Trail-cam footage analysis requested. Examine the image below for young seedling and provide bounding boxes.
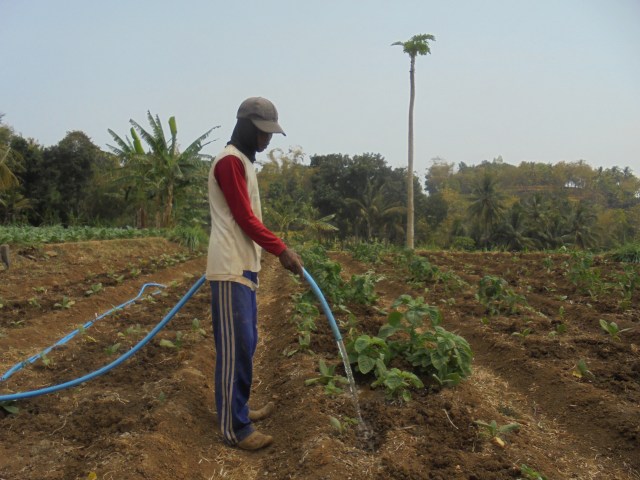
[28,297,41,308]
[520,464,548,480]
[572,359,594,379]
[304,359,348,396]
[159,331,184,350]
[85,283,103,296]
[0,401,19,415]
[40,353,53,367]
[191,318,207,336]
[328,415,358,435]
[54,296,75,309]
[599,319,631,341]
[104,342,122,355]
[512,327,532,341]
[474,419,520,448]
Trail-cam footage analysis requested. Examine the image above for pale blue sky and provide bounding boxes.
[1,0,639,176]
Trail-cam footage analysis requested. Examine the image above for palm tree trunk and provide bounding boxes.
[406,55,416,249]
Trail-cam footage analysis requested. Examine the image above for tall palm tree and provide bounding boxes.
[467,173,505,247]
[393,33,435,249]
[0,146,19,192]
[109,113,218,228]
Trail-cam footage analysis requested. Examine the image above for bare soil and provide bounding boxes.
[0,239,638,479]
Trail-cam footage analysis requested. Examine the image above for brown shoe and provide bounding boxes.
[248,401,275,422]
[237,431,273,450]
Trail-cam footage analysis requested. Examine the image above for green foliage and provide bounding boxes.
[85,283,103,296]
[519,464,548,480]
[0,225,164,245]
[344,271,380,305]
[348,334,391,374]
[109,112,217,228]
[191,318,207,336]
[54,296,75,309]
[300,244,347,305]
[371,359,424,401]
[167,224,208,251]
[380,295,472,387]
[104,342,121,355]
[566,251,605,298]
[609,243,640,263]
[304,359,348,396]
[599,319,631,341]
[572,359,595,379]
[159,331,184,350]
[328,415,359,435]
[0,401,19,415]
[474,419,520,441]
[347,240,387,264]
[476,275,526,315]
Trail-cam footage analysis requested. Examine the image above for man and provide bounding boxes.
[206,97,303,450]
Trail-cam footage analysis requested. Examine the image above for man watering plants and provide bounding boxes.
[206,97,304,450]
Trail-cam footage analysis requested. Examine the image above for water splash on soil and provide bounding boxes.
[336,339,374,449]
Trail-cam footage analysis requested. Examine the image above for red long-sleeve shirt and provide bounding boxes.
[213,155,287,256]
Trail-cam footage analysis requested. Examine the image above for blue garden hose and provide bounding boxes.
[303,268,342,342]
[0,275,206,402]
[1,270,341,403]
[1,282,166,382]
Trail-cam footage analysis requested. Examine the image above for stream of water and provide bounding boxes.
[336,339,374,447]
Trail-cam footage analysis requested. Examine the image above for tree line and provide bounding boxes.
[1,114,639,251]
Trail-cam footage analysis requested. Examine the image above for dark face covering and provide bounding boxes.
[228,118,260,163]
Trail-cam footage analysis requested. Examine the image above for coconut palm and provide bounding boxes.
[345,178,405,241]
[0,146,19,193]
[393,33,435,249]
[467,173,505,247]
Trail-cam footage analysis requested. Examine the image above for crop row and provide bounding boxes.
[0,225,166,245]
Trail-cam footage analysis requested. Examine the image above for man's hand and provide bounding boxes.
[278,248,304,278]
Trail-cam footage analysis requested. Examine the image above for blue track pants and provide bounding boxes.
[210,272,258,445]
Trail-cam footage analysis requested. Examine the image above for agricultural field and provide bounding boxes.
[0,238,638,480]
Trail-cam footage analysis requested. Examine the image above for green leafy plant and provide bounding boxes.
[40,353,53,367]
[304,359,348,396]
[328,415,359,435]
[476,275,526,315]
[0,401,19,415]
[191,318,207,336]
[599,319,630,341]
[347,240,386,264]
[609,243,640,263]
[512,327,532,341]
[348,334,391,374]
[519,464,548,480]
[28,297,41,308]
[572,359,594,379]
[85,283,103,296]
[474,419,520,447]
[370,359,424,401]
[54,296,75,309]
[378,296,472,387]
[567,251,605,299]
[613,265,639,310]
[344,271,381,305]
[118,324,143,337]
[159,331,184,349]
[104,342,122,355]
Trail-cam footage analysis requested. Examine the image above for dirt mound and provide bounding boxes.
[1,240,638,479]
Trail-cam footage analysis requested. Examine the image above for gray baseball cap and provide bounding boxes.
[236,97,286,135]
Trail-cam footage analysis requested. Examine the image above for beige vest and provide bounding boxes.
[206,145,262,289]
